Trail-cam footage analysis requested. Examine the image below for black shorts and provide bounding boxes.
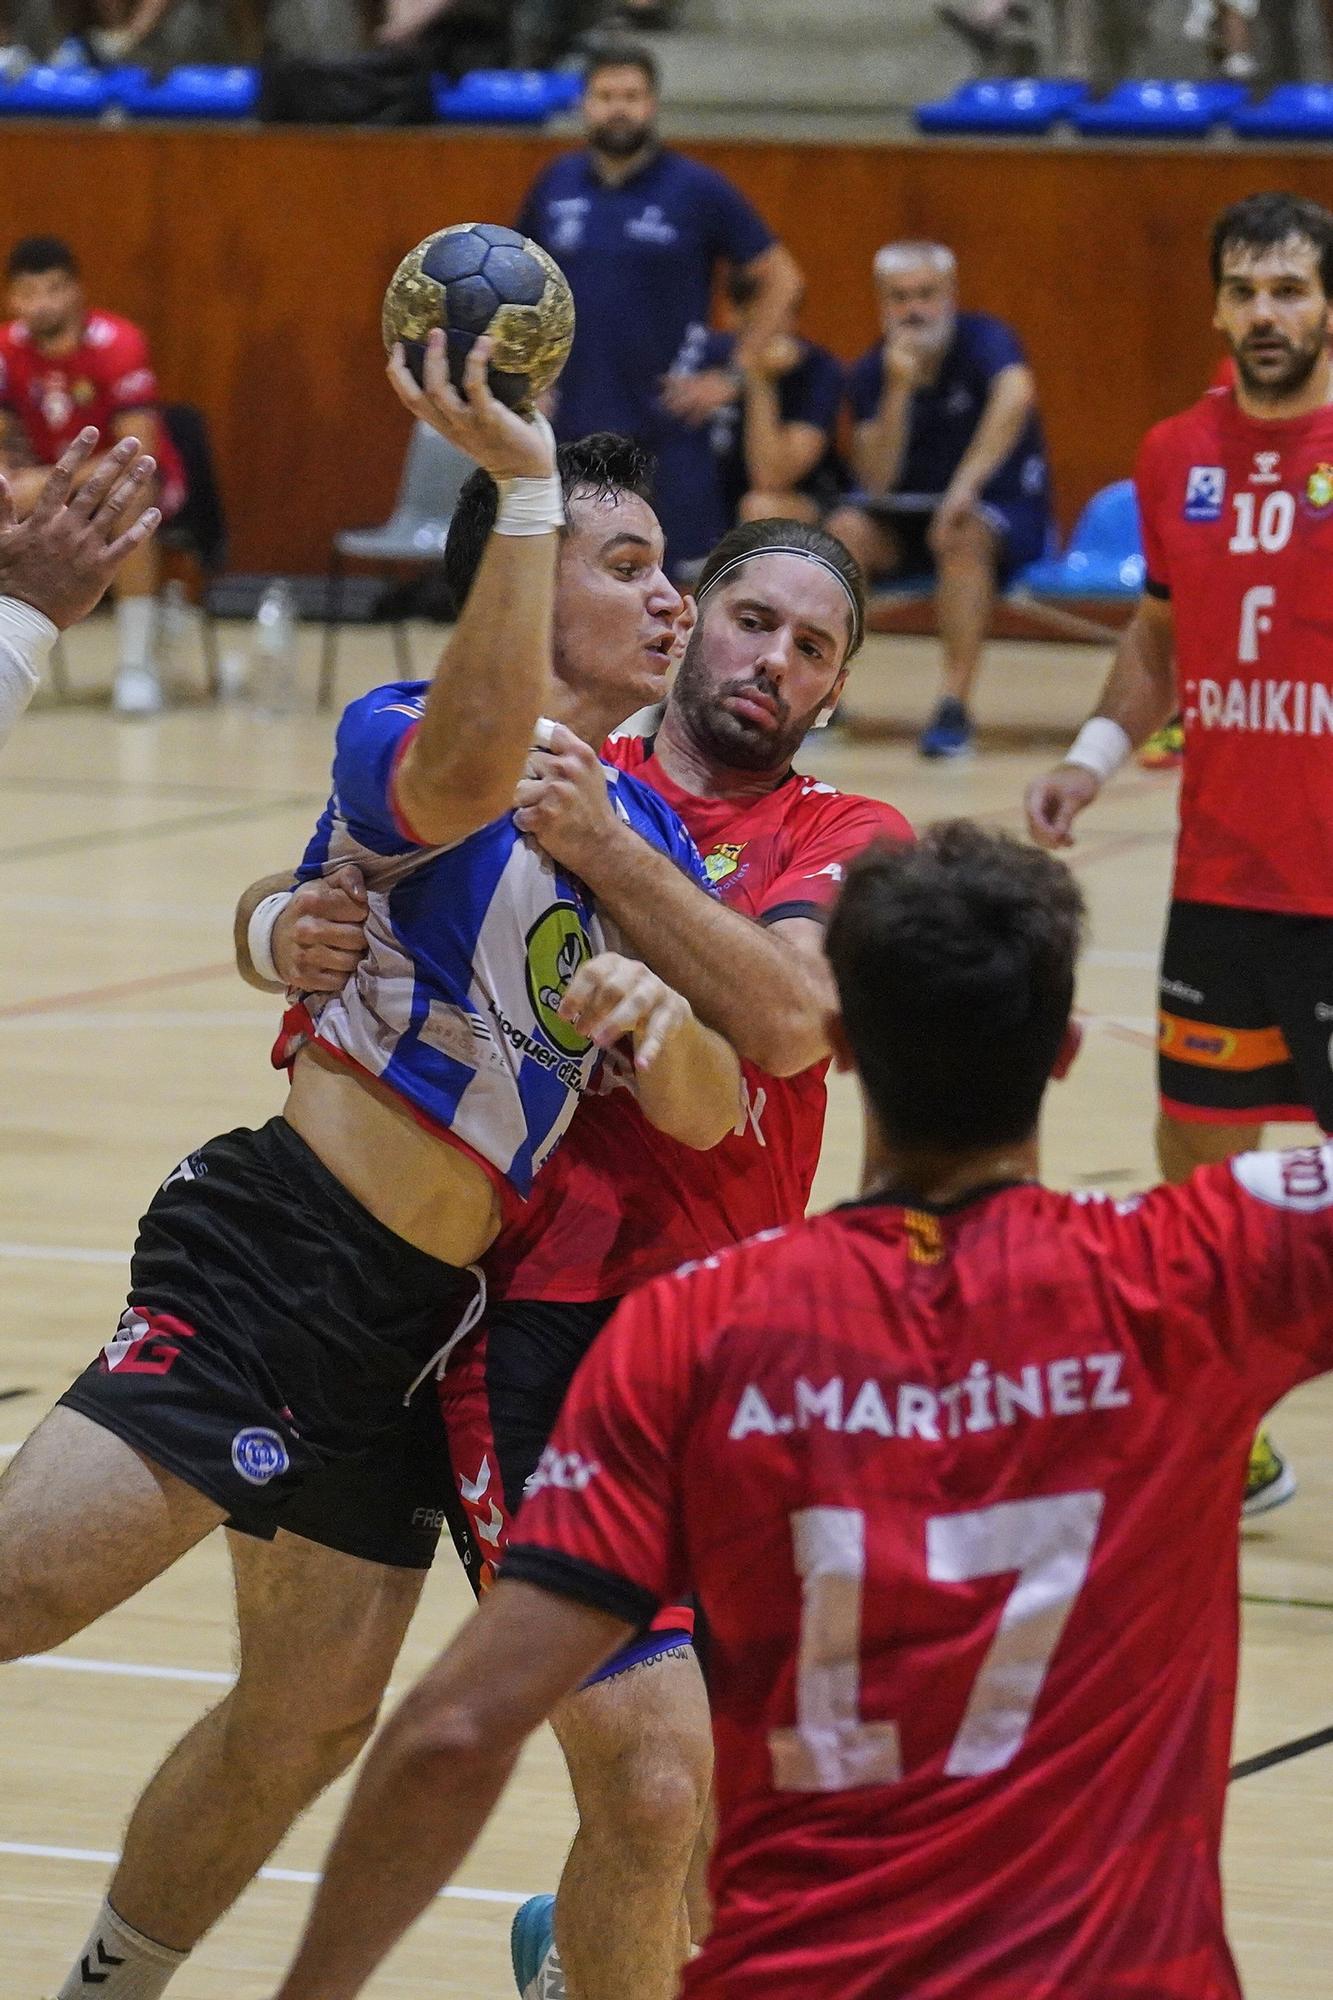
[438,1297,694,1676]
[1159,900,1333,1130]
[867,495,1049,587]
[61,1117,481,1566]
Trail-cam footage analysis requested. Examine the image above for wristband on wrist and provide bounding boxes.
[494,473,565,536]
[1064,716,1132,786]
[0,594,58,664]
[247,890,293,987]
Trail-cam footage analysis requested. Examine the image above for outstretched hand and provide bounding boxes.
[0,429,161,630]
[386,332,557,482]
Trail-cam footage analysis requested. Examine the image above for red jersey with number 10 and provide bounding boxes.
[1135,387,1333,915]
[509,1144,1333,1998]
[484,741,911,1301]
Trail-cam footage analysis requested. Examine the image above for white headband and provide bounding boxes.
[695,546,863,655]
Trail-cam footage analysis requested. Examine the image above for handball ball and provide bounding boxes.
[382,223,575,412]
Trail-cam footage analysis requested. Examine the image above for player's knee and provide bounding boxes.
[937,515,997,568]
[825,506,876,569]
[584,1728,711,1867]
[225,1677,384,1784]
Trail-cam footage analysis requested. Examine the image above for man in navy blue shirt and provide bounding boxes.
[829,241,1050,758]
[517,40,801,573]
[696,270,845,529]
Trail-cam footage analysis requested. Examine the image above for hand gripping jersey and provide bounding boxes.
[0,311,186,514]
[280,684,712,1197]
[484,742,911,1297]
[509,1144,1333,1998]
[1136,386,1333,916]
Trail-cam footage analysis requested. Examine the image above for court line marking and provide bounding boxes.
[1231,1722,1333,1783]
[15,1654,233,1687]
[0,794,318,866]
[0,1842,525,1907]
[0,961,237,1021]
[1241,1591,1333,1614]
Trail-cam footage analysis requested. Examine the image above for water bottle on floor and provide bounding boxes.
[253,579,300,715]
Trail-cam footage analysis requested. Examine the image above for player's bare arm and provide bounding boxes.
[932,363,1036,538]
[560,952,743,1148]
[385,331,560,848]
[1026,594,1176,849]
[515,724,832,1075]
[234,868,369,995]
[274,1583,627,2000]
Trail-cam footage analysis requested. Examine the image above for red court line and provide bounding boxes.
[0,961,239,1022]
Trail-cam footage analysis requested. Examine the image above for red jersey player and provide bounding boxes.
[269,819,1333,2000]
[1028,190,1333,1518]
[0,235,186,715]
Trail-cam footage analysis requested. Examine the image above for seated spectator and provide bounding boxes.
[0,235,187,715]
[695,272,844,528]
[827,240,1049,759]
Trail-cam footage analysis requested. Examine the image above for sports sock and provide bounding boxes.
[114,597,158,674]
[56,1900,187,2000]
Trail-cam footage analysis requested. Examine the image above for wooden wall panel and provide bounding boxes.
[6,124,1333,572]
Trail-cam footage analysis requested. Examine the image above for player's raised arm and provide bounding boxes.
[385,331,563,848]
[1025,592,1176,849]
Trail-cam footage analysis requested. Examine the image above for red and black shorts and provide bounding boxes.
[60,1117,480,1568]
[439,1297,695,1683]
[1159,900,1333,1130]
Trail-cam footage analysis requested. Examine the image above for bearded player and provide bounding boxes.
[1029,189,1333,1518]
[269,819,1333,2000]
[245,505,910,2000]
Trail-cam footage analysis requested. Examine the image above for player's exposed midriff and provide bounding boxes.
[284,1046,503,1267]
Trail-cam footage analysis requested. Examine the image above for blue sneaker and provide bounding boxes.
[511,1894,564,1998]
[917,698,974,759]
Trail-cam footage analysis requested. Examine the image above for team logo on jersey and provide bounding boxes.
[526,902,593,1056]
[230,1427,290,1486]
[904,1209,944,1265]
[1306,463,1333,513]
[704,842,746,885]
[1183,465,1225,520]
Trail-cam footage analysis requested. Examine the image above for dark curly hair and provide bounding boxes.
[442,432,656,617]
[825,820,1086,1149]
[1211,192,1333,297]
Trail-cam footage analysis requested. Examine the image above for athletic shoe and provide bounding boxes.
[112,665,164,716]
[917,698,974,759]
[511,1895,565,1999]
[1243,1430,1298,1518]
[1138,718,1183,769]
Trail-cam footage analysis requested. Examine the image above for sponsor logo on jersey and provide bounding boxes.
[1250,450,1282,485]
[1185,676,1333,736]
[230,1426,290,1486]
[1183,465,1226,520]
[526,1443,602,1494]
[704,841,746,885]
[525,902,593,1057]
[728,1353,1133,1444]
[1306,463,1333,514]
[1232,1143,1333,1213]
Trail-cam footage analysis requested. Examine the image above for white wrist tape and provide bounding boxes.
[1064,716,1131,786]
[494,409,563,536]
[247,890,293,987]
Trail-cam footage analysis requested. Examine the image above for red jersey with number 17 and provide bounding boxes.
[509,1143,1333,1998]
[1135,387,1333,915]
[483,742,911,1301]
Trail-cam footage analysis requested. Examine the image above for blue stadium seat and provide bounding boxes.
[0,64,112,116]
[120,66,258,120]
[915,78,1087,135]
[434,69,579,125]
[1072,78,1246,138]
[1015,481,1144,597]
[1231,83,1333,139]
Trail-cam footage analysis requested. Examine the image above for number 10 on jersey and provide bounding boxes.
[769,1493,1105,1793]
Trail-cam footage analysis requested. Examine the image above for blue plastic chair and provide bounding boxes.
[1231,83,1333,139]
[434,68,578,125]
[915,77,1087,136]
[1073,78,1246,138]
[0,65,112,115]
[120,66,258,120]
[1015,481,1144,597]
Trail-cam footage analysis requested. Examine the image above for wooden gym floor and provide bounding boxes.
[1,617,1329,1998]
